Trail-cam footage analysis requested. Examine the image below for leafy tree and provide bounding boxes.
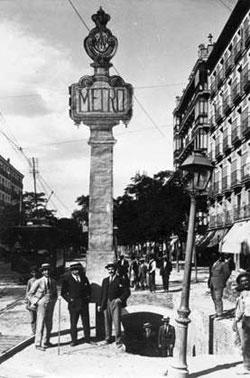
[21,191,57,225]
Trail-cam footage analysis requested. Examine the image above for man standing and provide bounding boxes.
[28,263,58,351]
[25,266,39,335]
[158,316,176,357]
[148,254,156,292]
[98,262,130,348]
[61,262,92,346]
[160,256,172,292]
[208,253,231,318]
[117,254,129,280]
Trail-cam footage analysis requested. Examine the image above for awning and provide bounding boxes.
[220,221,250,255]
[196,231,215,247]
[207,228,228,248]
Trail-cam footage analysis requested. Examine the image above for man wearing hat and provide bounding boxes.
[158,316,175,357]
[25,266,39,335]
[61,262,92,346]
[28,263,58,351]
[159,256,173,292]
[98,261,130,348]
[141,322,158,357]
[233,271,250,374]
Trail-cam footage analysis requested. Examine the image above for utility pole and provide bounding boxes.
[30,157,39,212]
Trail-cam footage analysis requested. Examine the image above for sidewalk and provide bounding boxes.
[0,264,244,377]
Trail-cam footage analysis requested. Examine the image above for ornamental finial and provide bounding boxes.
[84,8,118,68]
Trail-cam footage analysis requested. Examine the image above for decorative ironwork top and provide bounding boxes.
[84,7,118,68]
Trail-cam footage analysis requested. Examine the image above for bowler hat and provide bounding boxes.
[105,261,117,269]
[39,263,52,272]
[70,262,81,270]
[236,271,250,285]
[162,316,170,322]
[143,322,152,329]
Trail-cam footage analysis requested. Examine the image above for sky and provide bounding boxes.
[0,0,237,218]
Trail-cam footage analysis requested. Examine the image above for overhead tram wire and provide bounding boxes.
[216,0,234,12]
[66,0,167,138]
[0,112,70,216]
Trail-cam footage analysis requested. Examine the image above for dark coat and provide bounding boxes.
[99,275,130,311]
[158,324,175,347]
[160,261,172,277]
[61,273,91,305]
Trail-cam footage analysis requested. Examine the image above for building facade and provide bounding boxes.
[206,0,250,269]
[0,155,23,209]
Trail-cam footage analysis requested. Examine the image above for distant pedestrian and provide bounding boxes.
[148,254,156,292]
[139,258,148,290]
[141,322,158,357]
[61,262,92,346]
[28,263,57,351]
[233,271,250,374]
[117,254,129,281]
[160,256,172,292]
[129,256,140,289]
[25,266,39,335]
[158,316,175,357]
[98,262,130,348]
[208,253,231,318]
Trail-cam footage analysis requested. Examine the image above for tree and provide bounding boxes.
[21,191,57,225]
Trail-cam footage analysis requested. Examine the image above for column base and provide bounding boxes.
[86,249,116,303]
[167,365,189,378]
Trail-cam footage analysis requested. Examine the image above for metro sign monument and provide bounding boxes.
[69,8,133,309]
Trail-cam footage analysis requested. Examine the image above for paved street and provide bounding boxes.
[0,260,245,377]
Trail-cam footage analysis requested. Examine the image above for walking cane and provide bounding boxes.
[58,295,61,355]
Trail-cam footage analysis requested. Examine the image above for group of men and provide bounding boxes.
[118,254,173,293]
[25,260,131,351]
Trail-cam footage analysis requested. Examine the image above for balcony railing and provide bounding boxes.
[243,68,250,93]
[242,115,250,136]
[210,81,216,98]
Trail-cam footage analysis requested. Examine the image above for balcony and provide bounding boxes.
[233,39,242,63]
[244,27,250,48]
[232,81,242,105]
[231,169,242,189]
[210,81,216,98]
[222,175,231,193]
[223,135,231,153]
[224,210,233,226]
[231,126,241,145]
[242,164,250,185]
[243,69,250,93]
[217,68,224,89]
[225,55,233,76]
[242,115,250,137]
[215,106,223,125]
[215,143,223,160]
[222,95,232,116]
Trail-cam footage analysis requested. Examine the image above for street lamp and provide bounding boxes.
[170,151,213,378]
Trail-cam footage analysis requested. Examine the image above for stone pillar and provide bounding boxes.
[86,124,118,301]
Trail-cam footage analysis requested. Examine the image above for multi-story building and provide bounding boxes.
[0,155,23,209]
[206,0,250,269]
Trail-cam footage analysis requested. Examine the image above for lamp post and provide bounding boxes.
[170,151,213,378]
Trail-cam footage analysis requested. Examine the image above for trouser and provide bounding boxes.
[35,295,56,347]
[69,302,90,342]
[104,299,122,344]
[149,272,156,292]
[160,344,174,357]
[28,309,37,335]
[162,275,170,291]
[238,317,250,371]
[210,286,223,315]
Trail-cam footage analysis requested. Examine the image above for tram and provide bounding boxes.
[7,223,66,279]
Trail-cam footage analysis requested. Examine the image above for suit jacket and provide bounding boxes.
[160,261,172,276]
[28,276,57,305]
[158,324,175,346]
[99,275,130,310]
[209,260,229,289]
[61,272,91,304]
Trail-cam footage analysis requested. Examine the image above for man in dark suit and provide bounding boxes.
[98,261,130,348]
[158,316,175,357]
[117,254,129,280]
[160,256,173,292]
[61,262,92,346]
